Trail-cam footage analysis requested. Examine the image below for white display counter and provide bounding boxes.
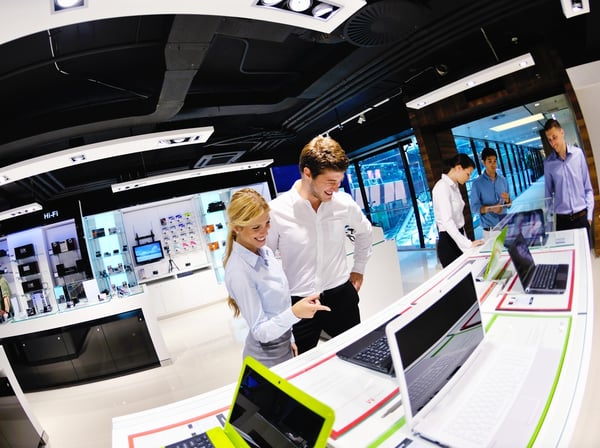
[112,228,592,448]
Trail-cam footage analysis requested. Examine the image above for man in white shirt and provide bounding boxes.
[267,136,373,353]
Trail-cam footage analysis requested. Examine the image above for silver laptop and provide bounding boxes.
[385,267,569,448]
[507,232,569,294]
[479,208,547,253]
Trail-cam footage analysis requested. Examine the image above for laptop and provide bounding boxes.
[164,356,335,448]
[336,316,398,375]
[502,208,547,247]
[506,232,569,294]
[479,208,547,253]
[385,267,569,448]
[475,227,507,281]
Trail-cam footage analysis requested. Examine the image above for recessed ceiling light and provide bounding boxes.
[288,0,313,12]
[490,113,545,132]
[0,202,43,222]
[312,3,334,17]
[52,0,86,12]
[515,136,542,145]
[70,154,86,163]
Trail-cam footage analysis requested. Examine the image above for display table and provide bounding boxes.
[0,288,170,392]
[112,228,592,448]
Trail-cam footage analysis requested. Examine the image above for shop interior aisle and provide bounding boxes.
[24,180,600,448]
[22,249,436,448]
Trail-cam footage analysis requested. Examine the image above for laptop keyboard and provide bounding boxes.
[352,335,392,373]
[444,349,532,445]
[530,264,558,289]
[165,432,215,448]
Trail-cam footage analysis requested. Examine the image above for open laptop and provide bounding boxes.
[506,232,569,294]
[336,316,398,375]
[475,227,507,281]
[165,356,335,448]
[479,208,547,253]
[502,208,547,247]
[385,266,569,448]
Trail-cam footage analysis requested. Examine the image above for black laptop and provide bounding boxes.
[507,232,569,294]
[336,316,398,375]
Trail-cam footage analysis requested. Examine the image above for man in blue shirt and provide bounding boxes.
[543,119,594,239]
[470,147,511,237]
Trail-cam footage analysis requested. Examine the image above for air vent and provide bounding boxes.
[343,0,426,48]
[193,151,245,168]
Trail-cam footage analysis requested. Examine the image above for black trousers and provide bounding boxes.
[556,211,590,245]
[291,280,360,354]
[437,229,463,268]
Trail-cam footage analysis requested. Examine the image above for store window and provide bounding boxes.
[347,137,435,250]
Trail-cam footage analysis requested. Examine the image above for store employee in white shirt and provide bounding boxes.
[224,188,330,367]
[433,153,484,267]
[267,136,373,354]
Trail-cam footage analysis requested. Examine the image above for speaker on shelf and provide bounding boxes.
[22,278,42,293]
[76,259,92,277]
[51,242,61,255]
[66,238,76,251]
[56,263,66,277]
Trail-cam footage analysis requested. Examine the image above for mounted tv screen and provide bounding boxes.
[132,241,164,265]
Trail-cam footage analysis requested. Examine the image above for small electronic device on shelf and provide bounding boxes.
[132,240,165,265]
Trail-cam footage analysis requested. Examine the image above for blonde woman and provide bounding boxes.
[224,188,330,367]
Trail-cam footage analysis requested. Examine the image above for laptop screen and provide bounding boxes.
[507,233,536,284]
[228,363,327,447]
[389,271,483,419]
[502,209,545,246]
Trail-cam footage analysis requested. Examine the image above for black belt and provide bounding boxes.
[482,227,493,231]
[556,209,587,221]
[439,227,465,236]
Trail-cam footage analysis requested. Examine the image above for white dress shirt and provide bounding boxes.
[224,241,299,343]
[433,174,472,251]
[267,180,373,296]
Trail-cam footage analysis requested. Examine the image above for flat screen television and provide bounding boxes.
[132,240,164,265]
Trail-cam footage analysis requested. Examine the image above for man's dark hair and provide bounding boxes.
[543,118,562,132]
[481,147,497,161]
[299,136,349,177]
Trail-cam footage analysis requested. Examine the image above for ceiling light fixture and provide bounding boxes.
[560,0,590,18]
[515,136,542,145]
[490,113,545,132]
[111,159,274,193]
[70,154,86,163]
[256,0,341,20]
[0,126,214,188]
[406,53,536,110]
[52,0,86,13]
[0,202,43,222]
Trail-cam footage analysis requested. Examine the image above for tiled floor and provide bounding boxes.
[25,249,600,448]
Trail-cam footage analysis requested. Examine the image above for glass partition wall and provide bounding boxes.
[347,94,579,250]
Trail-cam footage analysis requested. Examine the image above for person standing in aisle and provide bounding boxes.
[543,118,594,240]
[470,147,511,238]
[433,153,484,267]
[0,275,11,321]
[267,136,373,354]
[223,188,330,367]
